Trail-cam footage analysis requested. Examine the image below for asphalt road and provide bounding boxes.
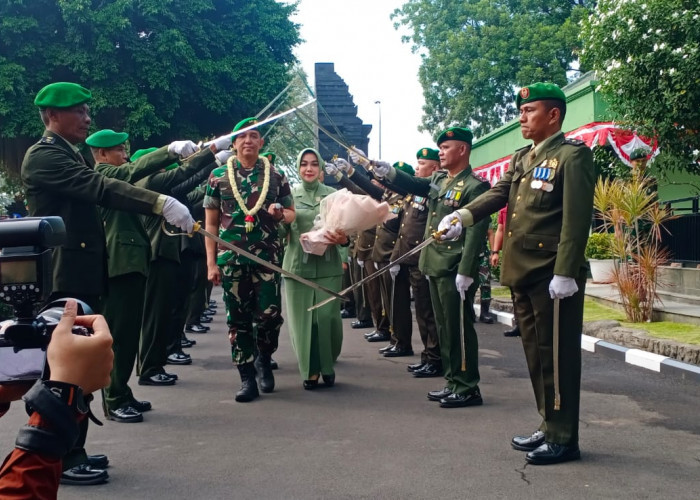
[1,289,699,499]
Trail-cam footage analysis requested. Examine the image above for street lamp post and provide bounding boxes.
[374,100,382,159]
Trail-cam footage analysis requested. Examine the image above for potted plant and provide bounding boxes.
[585,232,616,283]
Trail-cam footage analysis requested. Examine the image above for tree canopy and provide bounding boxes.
[0,0,300,148]
[581,0,700,173]
[393,0,594,139]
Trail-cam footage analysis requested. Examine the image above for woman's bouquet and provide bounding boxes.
[300,188,397,255]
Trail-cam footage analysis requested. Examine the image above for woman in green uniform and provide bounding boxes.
[282,148,347,389]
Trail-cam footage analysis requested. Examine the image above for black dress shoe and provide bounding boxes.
[322,373,335,387]
[204,307,216,315]
[439,389,483,408]
[270,358,279,370]
[479,312,496,324]
[185,323,209,333]
[413,363,442,378]
[138,373,176,386]
[407,362,425,372]
[87,454,109,469]
[526,442,581,465]
[129,399,152,412]
[427,387,452,402]
[511,430,545,451]
[351,319,374,329]
[364,330,378,339]
[384,346,414,357]
[60,464,109,485]
[340,308,356,319]
[504,326,521,337]
[163,371,178,381]
[198,315,213,323]
[167,352,192,365]
[209,300,217,307]
[366,332,391,343]
[107,405,143,423]
[181,338,195,348]
[378,343,395,354]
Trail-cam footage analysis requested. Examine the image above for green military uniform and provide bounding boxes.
[390,190,440,365]
[136,148,216,379]
[388,161,490,396]
[94,138,181,412]
[282,148,343,381]
[460,84,595,446]
[20,82,171,472]
[203,156,292,365]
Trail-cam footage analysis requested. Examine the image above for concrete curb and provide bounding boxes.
[474,303,700,383]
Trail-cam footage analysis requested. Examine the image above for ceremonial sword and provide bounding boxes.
[166,222,349,303]
[307,220,459,312]
[553,298,561,411]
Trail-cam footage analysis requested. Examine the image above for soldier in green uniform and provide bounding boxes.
[368,128,490,408]
[441,83,595,465]
[390,148,442,377]
[21,82,196,485]
[204,117,295,403]
[89,129,194,423]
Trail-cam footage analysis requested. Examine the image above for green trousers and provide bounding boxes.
[428,274,480,395]
[139,259,178,378]
[511,269,587,446]
[102,272,145,411]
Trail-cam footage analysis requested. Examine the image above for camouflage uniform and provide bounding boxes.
[203,159,292,365]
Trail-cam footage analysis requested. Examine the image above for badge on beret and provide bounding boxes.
[422,148,428,156]
[520,87,530,99]
[446,130,454,138]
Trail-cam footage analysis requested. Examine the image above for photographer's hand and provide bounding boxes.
[47,300,113,394]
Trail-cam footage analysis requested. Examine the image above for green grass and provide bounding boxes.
[493,287,700,346]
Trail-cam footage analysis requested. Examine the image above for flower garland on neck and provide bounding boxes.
[226,155,271,232]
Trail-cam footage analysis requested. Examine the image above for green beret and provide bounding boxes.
[393,161,415,176]
[130,147,158,162]
[416,147,439,162]
[261,151,276,164]
[85,129,128,148]
[516,82,566,109]
[629,148,649,161]
[436,127,473,146]
[232,117,260,133]
[34,82,91,109]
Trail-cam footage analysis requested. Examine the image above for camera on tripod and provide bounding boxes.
[0,217,92,382]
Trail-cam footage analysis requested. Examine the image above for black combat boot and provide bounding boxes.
[254,352,275,393]
[235,363,259,402]
[479,299,496,324]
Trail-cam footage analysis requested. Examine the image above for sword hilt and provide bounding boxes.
[430,216,460,240]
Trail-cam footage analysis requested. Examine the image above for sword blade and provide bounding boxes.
[307,235,436,312]
[196,225,348,303]
[459,293,466,372]
[553,297,561,410]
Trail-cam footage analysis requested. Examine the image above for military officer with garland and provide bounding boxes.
[368,127,491,408]
[204,117,295,403]
[440,83,595,465]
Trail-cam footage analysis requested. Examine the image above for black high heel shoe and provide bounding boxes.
[322,373,335,387]
[303,375,320,390]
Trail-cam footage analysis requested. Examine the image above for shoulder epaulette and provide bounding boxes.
[39,136,56,145]
[471,171,488,183]
[563,138,586,146]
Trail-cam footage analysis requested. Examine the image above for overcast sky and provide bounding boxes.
[292,0,435,164]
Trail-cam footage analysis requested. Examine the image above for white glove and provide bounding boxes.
[437,212,463,240]
[549,275,579,299]
[349,147,370,167]
[215,150,234,165]
[211,135,232,151]
[372,161,392,179]
[389,265,400,280]
[324,161,341,177]
[162,196,195,233]
[335,158,353,173]
[455,274,474,300]
[357,258,365,267]
[168,140,198,157]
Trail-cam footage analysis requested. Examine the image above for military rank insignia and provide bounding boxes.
[531,160,555,192]
[40,136,56,144]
